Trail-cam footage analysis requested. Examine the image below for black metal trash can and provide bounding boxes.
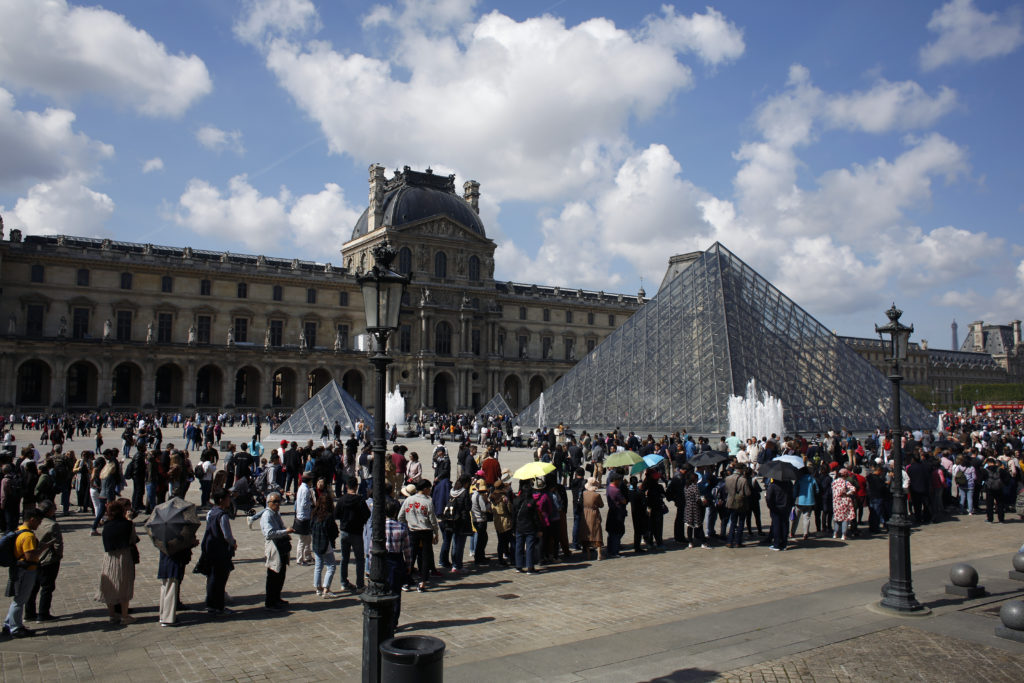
[380,635,445,683]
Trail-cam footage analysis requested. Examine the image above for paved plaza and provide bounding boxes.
[2,425,1023,681]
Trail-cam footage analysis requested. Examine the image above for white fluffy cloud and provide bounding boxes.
[0,88,113,189]
[256,3,743,203]
[234,0,320,46]
[196,126,245,155]
[5,173,114,237]
[921,0,1024,70]
[142,158,164,173]
[0,0,211,117]
[172,175,362,252]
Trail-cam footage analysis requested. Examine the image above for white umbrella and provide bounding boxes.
[773,453,805,469]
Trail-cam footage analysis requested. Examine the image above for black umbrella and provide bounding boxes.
[932,439,962,452]
[758,460,800,481]
[145,497,201,556]
[688,450,730,467]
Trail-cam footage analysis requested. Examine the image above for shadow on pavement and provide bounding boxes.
[399,616,495,631]
[644,668,722,682]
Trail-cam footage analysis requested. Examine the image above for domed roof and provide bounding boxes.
[351,166,486,240]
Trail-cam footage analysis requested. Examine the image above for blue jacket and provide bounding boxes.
[794,474,819,507]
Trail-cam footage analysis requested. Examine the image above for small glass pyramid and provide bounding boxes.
[478,392,515,418]
[273,380,374,439]
[518,243,934,434]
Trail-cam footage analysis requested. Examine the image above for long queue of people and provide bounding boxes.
[4,413,1024,641]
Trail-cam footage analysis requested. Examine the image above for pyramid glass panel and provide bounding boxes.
[518,243,933,434]
[478,392,515,418]
[274,380,374,439]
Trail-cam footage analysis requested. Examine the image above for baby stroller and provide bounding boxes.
[229,475,266,518]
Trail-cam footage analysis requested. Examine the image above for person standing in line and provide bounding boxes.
[724,464,752,548]
[470,479,491,566]
[3,508,53,638]
[294,472,314,565]
[25,500,62,622]
[490,477,515,566]
[310,492,338,598]
[383,498,411,630]
[94,499,139,625]
[261,492,294,609]
[579,477,604,561]
[765,476,794,551]
[157,536,195,627]
[335,477,370,591]
[398,480,439,592]
[203,489,236,615]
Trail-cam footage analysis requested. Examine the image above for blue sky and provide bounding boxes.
[2,0,1023,350]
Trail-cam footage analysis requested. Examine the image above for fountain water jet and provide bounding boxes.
[386,385,407,434]
[727,379,785,440]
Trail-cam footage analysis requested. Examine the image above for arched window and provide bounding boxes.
[435,321,453,355]
[468,255,480,281]
[398,247,412,275]
[434,251,447,279]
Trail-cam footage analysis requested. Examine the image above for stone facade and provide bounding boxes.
[0,167,643,414]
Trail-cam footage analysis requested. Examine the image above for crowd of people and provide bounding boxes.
[3,410,1024,640]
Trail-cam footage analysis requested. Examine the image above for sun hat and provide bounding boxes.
[584,477,599,492]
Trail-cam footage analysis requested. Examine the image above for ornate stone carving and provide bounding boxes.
[58,316,68,338]
[188,324,197,346]
[299,328,307,350]
[145,320,153,344]
[103,319,112,341]
[226,327,234,347]
[220,252,229,263]
[7,314,15,336]
[56,236,66,246]
[264,327,271,351]
[182,246,193,259]
[101,238,112,250]
[291,258,299,270]
[416,244,429,270]
[455,251,466,275]
[257,254,266,266]
[143,243,153,255]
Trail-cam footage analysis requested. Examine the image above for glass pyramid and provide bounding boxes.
[518,243,933,434]
[478,392,515,419]
[273,380,374,439]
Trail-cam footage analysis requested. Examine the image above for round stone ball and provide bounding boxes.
[1013,552,1024,573]
[949,563,978,588]
[999,600,1024,631]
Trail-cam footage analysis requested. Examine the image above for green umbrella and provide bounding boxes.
[604,450,643,468]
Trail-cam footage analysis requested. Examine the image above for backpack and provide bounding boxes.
[985,470,1004,493]
[0,529,31,568]
[954,469,968,488]
[516,495,541,528]
[5,473,24,500]
[441,495,458,522]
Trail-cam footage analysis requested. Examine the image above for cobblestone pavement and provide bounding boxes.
[2,425,1023,681]
[715,625,1024,682]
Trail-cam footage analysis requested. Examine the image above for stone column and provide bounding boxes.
[258,363,273,410]
[222,363,236,408]
[419,311,429,353]
[419,364,430,409]
[184,359,198,408]
[0,355,15,406]
[140,358,156,408]
[97,355,113,407]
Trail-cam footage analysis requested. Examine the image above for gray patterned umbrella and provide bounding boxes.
[145,497,201,555]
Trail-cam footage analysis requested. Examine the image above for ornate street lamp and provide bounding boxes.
[356,240,412,682]
[875,304,924,613]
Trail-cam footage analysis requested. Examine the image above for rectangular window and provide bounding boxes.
[518,335,528,359]
[120,272,133,290]
[115,311,132,342]
[304,321,317,349]
[519,306,527,321]
[233,317,248,343]
[608,314,615,327]
[398,324,411,353]
[542,336,553,359]
[543,308,550,322]
[269,320,283,347]
[565,310,573,324]
[161,276,173,293]
[237,282,248,299]
[587,312,595,325]
[306,288,317,304]
[587,339,596,353]
[197,315,211,345]
[564,338,575,360]
[30,265,44,283]
[337,324,349,350]
[157,313,173,343]
[339,291,349,307]
[77,268,89,286]
[471,329,481,356]
[273,285,283,301]
[26,305,44,338]
[200,279,211,296]
[72,307,89,339]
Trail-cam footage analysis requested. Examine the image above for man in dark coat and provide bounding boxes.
[765,477,794,551]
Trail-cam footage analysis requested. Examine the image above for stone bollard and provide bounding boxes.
[1009,552,1024,582]
[946,563,986,599]
[995,600,1024,643]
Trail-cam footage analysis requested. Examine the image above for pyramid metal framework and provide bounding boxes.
[273,380,374,439]
[478,392,515,418]
[518,243,933,434]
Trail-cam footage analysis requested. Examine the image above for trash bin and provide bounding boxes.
[380,635,445,683]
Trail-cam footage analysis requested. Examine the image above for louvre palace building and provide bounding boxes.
[0,165,645,416]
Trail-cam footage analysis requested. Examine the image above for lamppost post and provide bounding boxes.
[356,240,411,682]
[875,304,924,613]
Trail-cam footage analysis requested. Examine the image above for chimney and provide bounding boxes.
[969,321,984,352]
[463,180,480,214]
[367,164,386,233]
[951,320,958,350]
[10,228,22,242]
[1013,320,1022,347]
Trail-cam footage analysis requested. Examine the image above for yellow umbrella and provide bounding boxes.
[512,461,556,480]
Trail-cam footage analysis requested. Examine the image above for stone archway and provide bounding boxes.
[433,371,455,414]
[16,359,51,406]
[307,367,332,399]
[342,369,364,406]
[111,362,143,406]
[155,363,184,405]
[234,366,261,407]
[273,367,298,407]
[528,375,545,405]
[503,374,522,411]
[65,360,99,407]
[196,365,224,406]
